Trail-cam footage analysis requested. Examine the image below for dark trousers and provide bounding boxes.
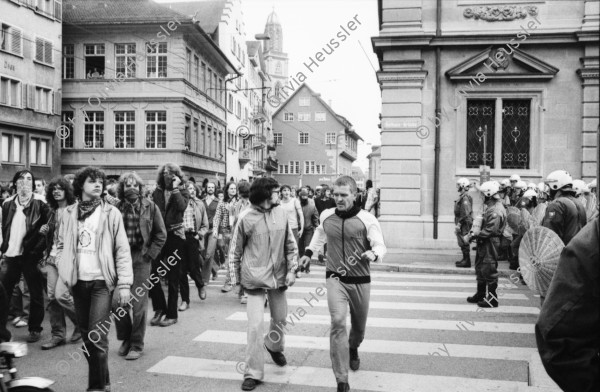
[72,280,112,391]
[201,233,218,285]
[163,233,184,319]
[0,280,11,342]
[298,228,315,272]
[510,234,523,267]
[149,255,167,313]
[0,256,45,332]
[113,249,151,351]
[179,233,204,304]
[474,238,500,285]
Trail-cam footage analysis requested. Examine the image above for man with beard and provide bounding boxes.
[150,163,189,327]
[299,176,386,392]
[111,172,166,359]
[0,170,50,343]
[202,182,220,286]
[297,188,319,277]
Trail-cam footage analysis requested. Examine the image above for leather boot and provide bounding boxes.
[467,283,486,303]
[478,283,499,308]
[456,254,471,268]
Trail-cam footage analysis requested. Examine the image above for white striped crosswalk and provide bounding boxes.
[150,266,541,391]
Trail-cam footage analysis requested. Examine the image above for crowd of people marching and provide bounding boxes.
[0,164,383,392]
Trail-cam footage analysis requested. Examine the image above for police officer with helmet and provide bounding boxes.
[454,178,473,268]
[542,170,586,246]
[508,174,521,206]
[463,181,507,308]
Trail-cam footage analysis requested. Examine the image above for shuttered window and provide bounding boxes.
[35,37,53,65]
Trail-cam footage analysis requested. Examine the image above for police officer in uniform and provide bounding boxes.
[508,174,521,206]
[454,178,473,268]
[464,181,506,308]
[542,170,586,246]
[508,180,528,270]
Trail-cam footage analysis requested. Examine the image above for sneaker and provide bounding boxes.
[11,316,21,326]
[125,349,142,360]
[240,295,248,305]
[178,302,189,311]
[150,311,164,326]
[14,319,28,328]
[118,340,131,356]
[27,331,42,343]
[41,337,66,350]
[221,283,232,293]
[264,344,287,367]
[159,318,178,327]
[199,286,207,300]
[241,378,262,391]
[337,382,350,392]
[349,348,360,371]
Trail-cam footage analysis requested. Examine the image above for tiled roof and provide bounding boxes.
[165,1,226,34]
[64,0,190,24]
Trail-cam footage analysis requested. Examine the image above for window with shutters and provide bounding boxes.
[146,42,167,78]
[194,55,199,87]
[84,111,104,148]
[85,44,105,78]
[1,23,23,56]
[2,134,23,163]
[201,62,206,91]
[34,37,53,65]
[60,111,74,149]
[114,111,135,149]
[115,44,136,78]
[63,44,74,78]
[54,0,62,22]
[0,76,21,108]
[35,0,54,19]
[34,86,52,113]
[145,111,167,149]
[30,137,50,165]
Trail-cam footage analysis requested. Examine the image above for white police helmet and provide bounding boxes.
[514,180,528,190]
[572,179,589,196]
[545,170,573,191]
[480,181,500,197]
[523,189,537,199]
[509,174,521,182]
[456,178,471,190]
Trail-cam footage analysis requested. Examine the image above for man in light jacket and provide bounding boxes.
[228,177,298,391]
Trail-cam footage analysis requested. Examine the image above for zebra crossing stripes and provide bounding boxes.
[148,357,529,392]
[225,312,535,334]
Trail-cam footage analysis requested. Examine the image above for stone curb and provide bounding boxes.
[528,353,562,391]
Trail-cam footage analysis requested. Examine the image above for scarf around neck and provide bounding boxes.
[78,199,102,221]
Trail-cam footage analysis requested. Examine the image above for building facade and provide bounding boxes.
[367,145,381,189]
[0,0,63,182]
[352,166,366,189]
[372,0,599,249]
[61,0,237,184]
[272,84,362,189]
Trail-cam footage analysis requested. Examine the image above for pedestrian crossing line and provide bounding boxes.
[225,312,535,334]
[293,278,518,289]
[148,356,528,392]
[286,299,540,315]
[285,286,529,300]
[193,330,537,361]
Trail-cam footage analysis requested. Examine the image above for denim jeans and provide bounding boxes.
[179,233,204,304]
[113,249,151,351]
[9,276,29,320]
[0,256,45,332]
[327,278,371,384]
[72,280,112,391]
[41,263,78,340]
[202,234,218,285]
[244,288,288,380]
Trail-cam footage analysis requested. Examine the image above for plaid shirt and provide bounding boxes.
[182,201,196,232]
[213,198,237,235]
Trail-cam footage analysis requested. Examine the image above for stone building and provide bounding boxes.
[272,83,362,189]
[367,145,381,189]
[0,0,63,182]
[372,0,599,249]
[61,0,238,184]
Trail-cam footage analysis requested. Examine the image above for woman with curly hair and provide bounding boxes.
[39,177,80,350]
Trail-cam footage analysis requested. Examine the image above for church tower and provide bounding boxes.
[263,9,289,97]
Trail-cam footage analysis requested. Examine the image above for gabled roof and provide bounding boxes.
[273,83,363,141]
[165,1,226,35]
[64,0,189,24]
[446,46,559,81]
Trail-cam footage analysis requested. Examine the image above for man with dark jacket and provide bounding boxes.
[111,172,167,359]
[298,188,319,276]
[229,178,298,391]
[149,163,189,327]
[536,217,599,392]
[0,170,50,343]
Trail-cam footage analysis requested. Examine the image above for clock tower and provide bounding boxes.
[263,9,289,98]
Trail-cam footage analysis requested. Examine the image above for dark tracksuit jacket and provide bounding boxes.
[536,217,599,392]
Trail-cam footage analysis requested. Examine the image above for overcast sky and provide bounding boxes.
[157,0,381,173]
